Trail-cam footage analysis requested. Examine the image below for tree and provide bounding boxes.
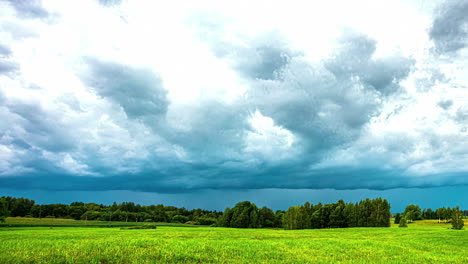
[172,215,188,223]
[283,206,301,230]
[222,201,259,228]
[258,206,275,228]
[451,206,464,230]
[343,203,356,227]
[1,197,35,217]
[218,207,233,227]
[273,210,285,228]
[399,217,408,227]
[404,204,421,222]
[0,198,9,223]
[329,206,344,228]
[394,213,401,224]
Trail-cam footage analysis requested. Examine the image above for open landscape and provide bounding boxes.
[1,0,468,263]
[1,217,467,263]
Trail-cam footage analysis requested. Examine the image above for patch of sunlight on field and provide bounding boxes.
[0,219,467,263]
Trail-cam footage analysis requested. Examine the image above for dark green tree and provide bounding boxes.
[0,198,9,223]
[283,206,301,230]
[218,207,233,227]
[404,204,421,222]
[399,217,408,227]
[258,206,275,228]
[451,206,464,230]
[172,215,188,223]
[394,213,401,224]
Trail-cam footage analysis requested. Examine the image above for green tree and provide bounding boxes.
[172,215,188,223]
[0,198,9,223]
[258,206,275,228]
[404,204,421,222]
[218,207,233,227]
[329,206,344,228]
[451,206,464,230]
[283,206,301,230]
[228,201,259,228]
[394,213,401,224]
[399,217,408,227]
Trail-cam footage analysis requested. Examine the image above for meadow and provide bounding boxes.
[0,218,467,263]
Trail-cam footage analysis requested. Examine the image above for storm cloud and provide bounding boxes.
[0,0,467,194]
[430,0,468,54]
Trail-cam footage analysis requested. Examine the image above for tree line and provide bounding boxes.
[394,204,465,229]
[218,198,391,229]
[0,196,465,230]
[0,196,220,225]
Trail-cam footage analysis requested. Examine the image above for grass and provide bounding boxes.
[0,218,467,263]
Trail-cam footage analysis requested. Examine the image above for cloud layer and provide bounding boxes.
[0,0,467,192]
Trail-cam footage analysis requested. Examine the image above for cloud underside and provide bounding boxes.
[0,0,467,192]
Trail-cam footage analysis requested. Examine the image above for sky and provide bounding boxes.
[0,0,467,212]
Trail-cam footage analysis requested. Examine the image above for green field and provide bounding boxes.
[0,218,467,263]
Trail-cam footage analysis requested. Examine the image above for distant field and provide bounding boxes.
[0,218,467,263]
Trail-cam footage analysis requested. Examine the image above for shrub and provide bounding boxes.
[172,215,188,223]
[399,217,408,227]
[197,217,217,226]
[144,219,153,222]
[452,208,464,230]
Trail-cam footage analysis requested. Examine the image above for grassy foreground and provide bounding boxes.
[0,219,467,263]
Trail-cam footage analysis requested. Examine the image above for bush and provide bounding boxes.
[399,217,408,228]
[120,224,157,230]
[172,215,188,223]
[197,217,217,225]
[45,215,55,218]
[185,221,198,225]
[0,216,6,223]
[452,209,464,230]
[144,219,153,222]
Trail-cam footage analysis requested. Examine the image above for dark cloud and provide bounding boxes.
[0,44,12,56]
[192,24,294,80]
[326,32,414,95]
[438,99,453,109]
[165,101,250,163]
[4,0,49,19]
[0,30,418,192]
[236,45,291,80]
[246,33,413,160]
[5,101,76,152]
[430,0,468,54]
[83,58,168,120]
[0,44,18,75]
[0,5,465,195]
[1,165,467,194]
[0,60,18,74]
